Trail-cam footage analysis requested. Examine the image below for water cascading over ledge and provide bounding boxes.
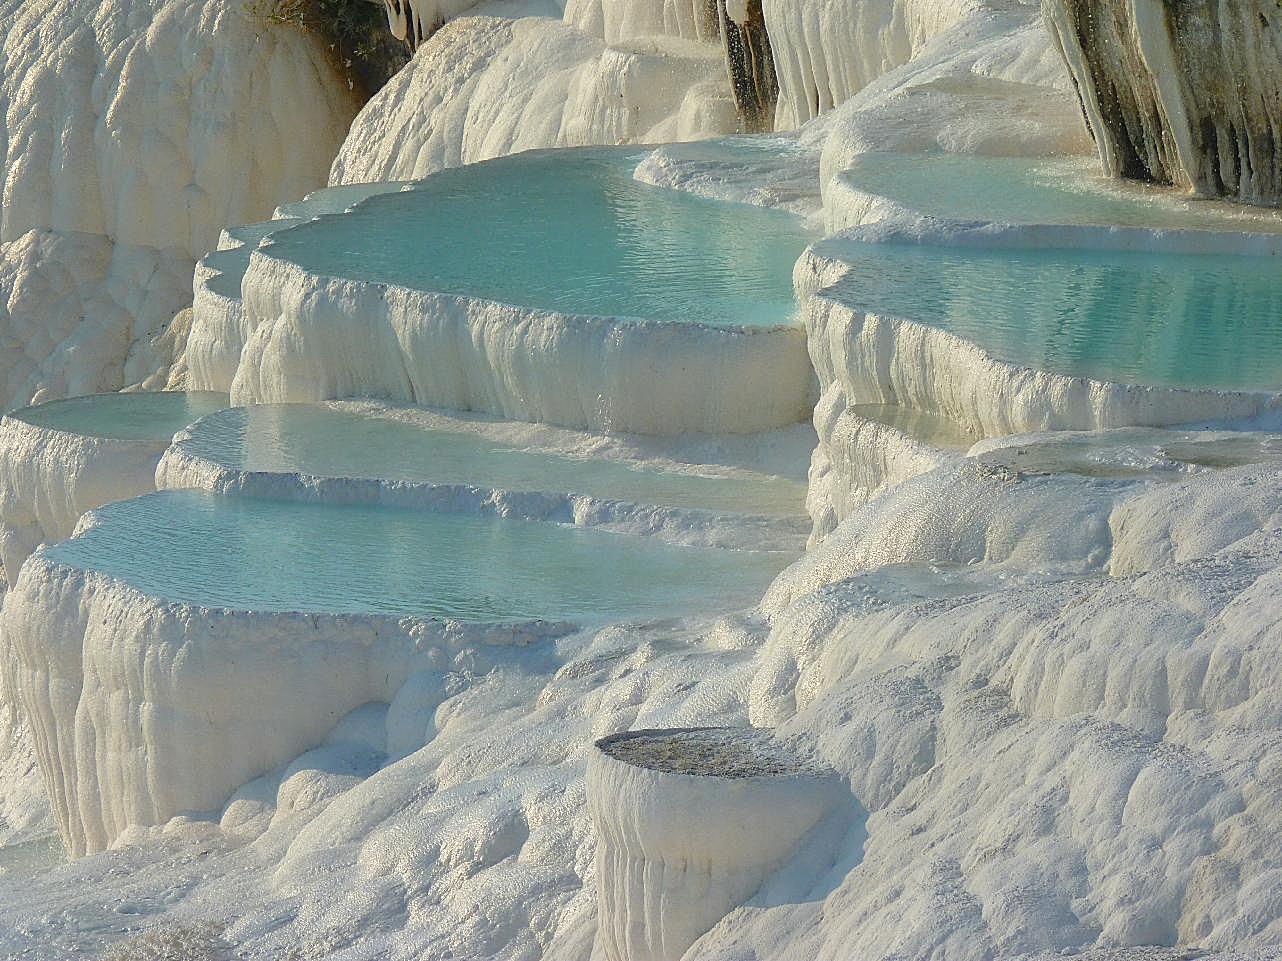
[1043,0,1282,206]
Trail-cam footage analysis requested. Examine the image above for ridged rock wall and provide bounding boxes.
[1043,0,1282,205]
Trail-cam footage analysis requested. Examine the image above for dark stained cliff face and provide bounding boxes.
[1043,0,1282,206]
[720,0,780,133]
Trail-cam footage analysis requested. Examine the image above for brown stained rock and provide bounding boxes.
[1044,0,1282,206]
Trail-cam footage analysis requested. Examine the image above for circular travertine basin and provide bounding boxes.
[594,726,833,778]
[0,392,229,584]
[263,149,812,329]
[588,727,847,961]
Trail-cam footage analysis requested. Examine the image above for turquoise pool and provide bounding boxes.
[47,491,792,620]
[842,153,1282,232]
[9,392,229,441]
[261,149,815,328]
[180,405,807,516]
[827,239,1282,391]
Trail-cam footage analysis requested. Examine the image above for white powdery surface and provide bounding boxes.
[329,9,737,185]
[2,460,1282,958]
[0,0,357,406]
[188,252,814,436]
[633,137,825,221]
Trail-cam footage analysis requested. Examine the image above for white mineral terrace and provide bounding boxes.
[157,402,812,551]
[3,0,1282,956]
[186,148,818,436]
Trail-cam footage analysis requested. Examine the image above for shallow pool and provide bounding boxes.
[8,392,229,441]
[49,491,792,620]
[180,405,806,516]
[261,149,814,328]
[829,239,1282,391]
[842,153,1282,232]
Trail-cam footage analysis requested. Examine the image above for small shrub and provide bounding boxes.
[251,0,411,100]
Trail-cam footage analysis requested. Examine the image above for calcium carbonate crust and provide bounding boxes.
[0,0,359,406]
[1,550,573,856]
[329,12,737,186]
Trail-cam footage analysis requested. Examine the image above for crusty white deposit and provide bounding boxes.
[1,0,1281,958]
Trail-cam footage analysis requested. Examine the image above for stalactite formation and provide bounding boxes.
[719,0,779,133]
[1043,0,1282,206]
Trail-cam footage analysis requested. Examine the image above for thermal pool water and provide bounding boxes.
[175,404,807,517]
[824,238,1282,391]
[49,490,792,620]
[6,392,229,441]
[259,149,815,329]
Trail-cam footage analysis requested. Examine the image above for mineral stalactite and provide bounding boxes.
[1043,0,1282,206]
[720,0,779,132]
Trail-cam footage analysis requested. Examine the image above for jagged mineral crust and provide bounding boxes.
[1043,0,1282,205]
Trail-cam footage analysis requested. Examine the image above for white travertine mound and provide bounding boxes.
[807,385,971,543]
[1109,465,1282,578]
[0,0,356,260]
[588,727,848,961]
[0,232,192,410]
[329,13,736,185]
[191,253,814,436]
[1,551,569,856]
[0,0,358,406]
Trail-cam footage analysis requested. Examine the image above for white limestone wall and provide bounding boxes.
[0,0,357,260]
[0,551,568,856]
[0,0,358,407]
[764,0,989,128]
[186,252,813,436]
[806,383,962,544]
[565,0,719,45]
[329,15,737,185]
[0,415,169,586]
[0,232,198,410]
